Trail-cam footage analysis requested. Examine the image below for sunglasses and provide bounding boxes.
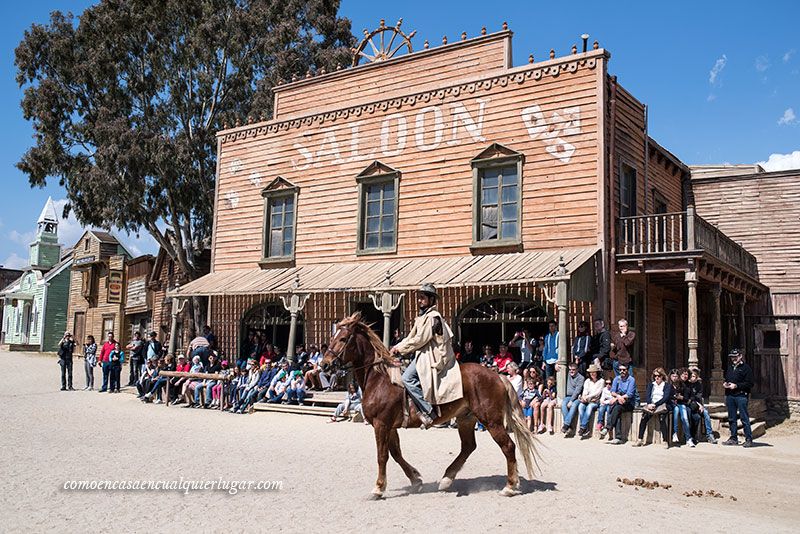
[619,368,629,372]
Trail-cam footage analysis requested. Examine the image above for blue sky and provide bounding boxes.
[1,0,798,269]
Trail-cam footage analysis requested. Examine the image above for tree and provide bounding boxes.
[16,0,354,334]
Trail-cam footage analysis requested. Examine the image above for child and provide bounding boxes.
[595,381,614,432]
[539,375,557,434]
[330,383,362,422]
[210,361,230,408]
[520,376,541,431]
[109,342,125,393]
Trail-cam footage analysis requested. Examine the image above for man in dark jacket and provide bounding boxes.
[723,348,755,447]
[589,318,612,371]
[58,332,76,391]
[459,340,482,365]
[610,319,636,377]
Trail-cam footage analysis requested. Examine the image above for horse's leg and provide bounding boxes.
[387,428,423,492]
[439,415,477,491]
[370,422,390,500]
[486,422,521,496]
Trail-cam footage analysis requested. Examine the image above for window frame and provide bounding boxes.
[619,161,638,218]
[260,182,299,265]
[356,170,400,256]
[471,152,524,249]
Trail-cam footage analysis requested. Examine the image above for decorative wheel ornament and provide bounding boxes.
[351,18,416,67]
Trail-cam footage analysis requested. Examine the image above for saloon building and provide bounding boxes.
[174,24,770,399]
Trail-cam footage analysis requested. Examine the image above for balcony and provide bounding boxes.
[617,206,759,281]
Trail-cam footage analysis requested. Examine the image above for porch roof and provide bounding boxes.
[170,248,598,298]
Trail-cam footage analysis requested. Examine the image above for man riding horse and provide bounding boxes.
[389,283,463,429]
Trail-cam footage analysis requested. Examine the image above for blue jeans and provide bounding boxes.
[596,404,610,427]
[673,405,691,439]
[267,390,285,403]
[561,398,580,427]
[612,359,634,377]
[148,377,168,400]
[287,387,306,403]
[100,362,111,391]
[578,402,599,428]
[402,357,433,417]
[726,395,752,441]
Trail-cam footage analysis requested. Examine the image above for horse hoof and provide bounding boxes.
[438,477,453,491]
[367,492,384,501]
[409,479,423,493]
[499,486,521,497]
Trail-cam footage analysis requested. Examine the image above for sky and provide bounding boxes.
[1,0,798,269]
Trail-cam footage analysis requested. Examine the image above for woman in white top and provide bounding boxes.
[577,364,605,438]
[506,362,523,397]
[633,367,674,447]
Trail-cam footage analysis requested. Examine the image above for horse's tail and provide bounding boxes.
[500,376,538,479]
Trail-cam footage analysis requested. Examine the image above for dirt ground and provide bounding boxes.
[2,351,798,533]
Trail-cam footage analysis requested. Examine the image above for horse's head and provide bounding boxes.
[321,312,363,373]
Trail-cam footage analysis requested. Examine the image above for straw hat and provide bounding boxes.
[586,364,601,374]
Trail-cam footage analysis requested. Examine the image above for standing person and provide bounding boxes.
[611,319,636,377]
[723,349,755,448]
[633,367,673,448]
[571,321,592,375]
[108,341,125,393]
[589,319,612,372]
[126,331,145,386]
[145,331,162,364]
[83,335,97,390]
[57,332,76,391]
[390,284,463,429]
[560,363,585,436]
[98,331,116,393]
[603,363,636,444]
[539,375,558,434]
[186,334,211,368]
[509,330,536,370]
[202,325,217,352]
[541,321,559,380]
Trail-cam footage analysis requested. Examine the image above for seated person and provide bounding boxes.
[633,367,673,447]
[492,343,513,374]
[595,380,614,432]
[286,370,306,404]
[507,362,523,396]
[577,364,605,437]
[539,375,558,434]
[520,375,542,431]
[304,345,324,390]
[196,353,222,408]
[183,356,206,406]
[688,367,717,444]
[209,361,230,408]
[671,368,695,447]
[603,363,636,444]
[267,371,290,403]
[481,344,495,367]
[136,359,159,398]
[229,360,261,413]
[560,363,585,436]
[329,383,363,422]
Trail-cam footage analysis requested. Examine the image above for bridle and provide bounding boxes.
[324,324,391,374]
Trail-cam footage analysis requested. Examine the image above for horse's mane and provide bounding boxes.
[338,312,394,373]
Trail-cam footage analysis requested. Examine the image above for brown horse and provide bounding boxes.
[322,313,537,499]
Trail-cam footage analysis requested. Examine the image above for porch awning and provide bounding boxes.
[170,247,598,298]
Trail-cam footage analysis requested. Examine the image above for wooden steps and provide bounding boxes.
[251,390,348,417]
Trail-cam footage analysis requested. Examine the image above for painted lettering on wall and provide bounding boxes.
[289,98,582,171]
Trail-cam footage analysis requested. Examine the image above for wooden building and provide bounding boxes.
[124,255,155,340]
[0,198,72,351]
[66,231,132,344]
[692,167,800,416]
[173,23,765,396]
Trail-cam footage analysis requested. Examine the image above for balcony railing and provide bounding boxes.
[617,207,759,279]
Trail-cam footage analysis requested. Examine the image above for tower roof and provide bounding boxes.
[37,197,59,225]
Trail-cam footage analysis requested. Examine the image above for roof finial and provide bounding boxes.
[292,274,300,291]
[481,26,487,35]
[502,21,508,31]
[571,44,577,54]
[528,54,534,64]
[379,18,385,28]
[423,39,429,49]
[384,269,392,286]
[593,40,599,50]
[442,35,448,45]
[461,31,467,41]
[305,69,312,79]
[549,48,555,59]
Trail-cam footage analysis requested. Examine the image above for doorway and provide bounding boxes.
[241,302,304,354]
[74,312,85,346]
[663,302,678,371]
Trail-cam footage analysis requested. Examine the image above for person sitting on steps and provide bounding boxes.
[389,283,463,429]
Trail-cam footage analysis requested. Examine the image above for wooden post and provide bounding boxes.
[738,295,746,350]
[710,285,724,400]
[165,380,170,408]
[280,292,310,362]
[686,205,696,250]
[168,291,189,358]
[686,271,699,368]
[555,258,569,399]
[369,290,404,347]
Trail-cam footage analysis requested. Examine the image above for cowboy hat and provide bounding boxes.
[417,283,438,298]
[586,364,601,373]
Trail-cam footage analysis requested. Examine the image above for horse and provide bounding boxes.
[322,313,537,499]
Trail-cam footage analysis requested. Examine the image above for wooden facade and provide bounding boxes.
[173,26,769,397]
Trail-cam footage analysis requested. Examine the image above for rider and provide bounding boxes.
[390,283,463,429]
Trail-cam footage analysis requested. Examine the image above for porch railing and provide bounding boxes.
[617,207,759,279]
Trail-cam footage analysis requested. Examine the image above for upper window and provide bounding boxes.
[471,143,524,248]
[620,162,637,217]
[261,177,299,263]
[356,162,400,255]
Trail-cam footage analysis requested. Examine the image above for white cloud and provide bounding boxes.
[757,150,800,171]
[778,108,797,126]
[8,229,35,246]
[709,54,727,84]
[1,253,28,270]
[755,55,770,72]
[707,93,717,102]
[784,49,795,63]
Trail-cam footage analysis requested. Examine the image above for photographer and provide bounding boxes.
[57,332,76,391]
[509,330,536,370]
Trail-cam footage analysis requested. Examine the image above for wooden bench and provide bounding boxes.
[159,371,228,411]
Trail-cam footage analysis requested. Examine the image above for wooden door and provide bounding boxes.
[74,312,85,345]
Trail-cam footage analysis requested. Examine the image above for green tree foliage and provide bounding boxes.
[16,0,354,281]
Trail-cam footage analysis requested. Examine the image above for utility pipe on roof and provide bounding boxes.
[608,75,618,323]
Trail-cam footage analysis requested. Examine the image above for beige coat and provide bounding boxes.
[394,306,463,405]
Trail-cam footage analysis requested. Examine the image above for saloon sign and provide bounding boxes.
[107,270,124,304]
[287,98,582,170]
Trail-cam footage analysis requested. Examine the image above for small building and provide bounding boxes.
[0,267,24,338]
[124,254,155,340]
[1,198,73,351]
[691,166,800,417]
[66,230,131,343]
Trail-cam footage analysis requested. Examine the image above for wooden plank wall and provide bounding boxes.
[274,33,510,120]
[210,284,593,363]
[214,52,606,271]
[692,172,800,292]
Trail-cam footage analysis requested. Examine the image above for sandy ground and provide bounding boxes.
[1,351,798,533]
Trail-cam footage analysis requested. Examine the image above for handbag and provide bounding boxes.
[643,403,667,415]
